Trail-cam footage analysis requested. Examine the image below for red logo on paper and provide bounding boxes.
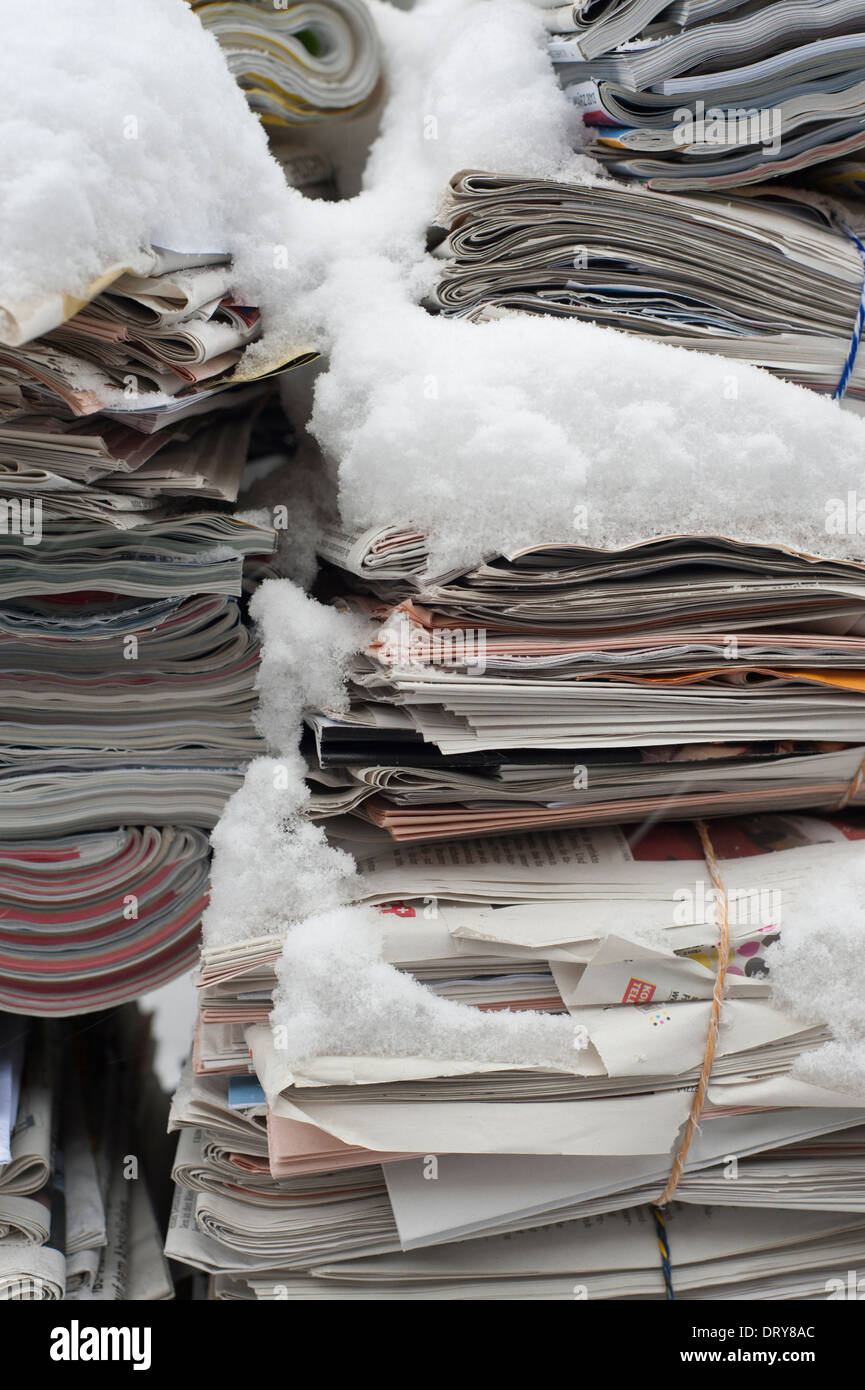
[378,901,416,918]
[622,977,656,1004]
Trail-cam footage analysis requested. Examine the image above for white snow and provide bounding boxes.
[271,904,582,1065]
[313,309,865,575]
[768,860,865,1100]
[0,0,306,364]
[250,578,371,753]
[204,584,368,945]
[203,755,359,945]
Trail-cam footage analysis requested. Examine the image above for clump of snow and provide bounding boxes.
[250,579,371,753]
[203,755,359,945]
[768,861,865,1099]
[271,904,582,1065]
[0,0,307,365]
[315,309,865,575]
[204,582,368,944]
[792,1040,865,1100]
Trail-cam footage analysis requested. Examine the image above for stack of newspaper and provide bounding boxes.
[544,0,865,190]
[165,820,865,1298]
[0,252,291,1003]
[191,0,381,126]
[0,1008,174,1300]
[0,243,314,513]
[0,827,210,1016]
[431,172,865,400]
[310,524,865,834]
[164,526,865,1298]
[0,584,270,838]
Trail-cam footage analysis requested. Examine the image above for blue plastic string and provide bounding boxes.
[834,226,865,401]
[651,1205,675,1300]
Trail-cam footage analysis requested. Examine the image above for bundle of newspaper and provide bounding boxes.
[431,172,865,402]
[164,809,865,1298]
[544,0,865,191]
[0,1008,174,1300]
[0,504,276,852]
[163,525,865,1299]
[308,525,865,838]
[0,250,292,1000]
[0,827,210,1016]
[0,245,290,824]
[191,0,381,126]
[0,583,272,838]
[0,244,315,512]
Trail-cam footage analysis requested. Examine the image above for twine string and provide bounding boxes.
[833,748,865,811]
[649,818,732,1297]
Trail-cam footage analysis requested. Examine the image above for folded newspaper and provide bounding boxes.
[308,527,865,838]
[0,245,315,513]
[0,247,281,1006]
[546,0,865,191]
[0,1009,173,1300]
[191,0,382,126]
[432,172,865,402]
